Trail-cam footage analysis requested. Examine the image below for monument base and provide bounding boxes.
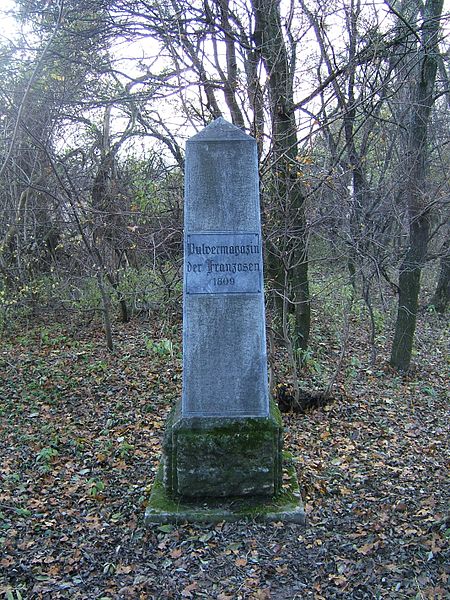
[162,400,283,499]
[145,453,305,525]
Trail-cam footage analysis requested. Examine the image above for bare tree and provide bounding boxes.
[390,0,445,370]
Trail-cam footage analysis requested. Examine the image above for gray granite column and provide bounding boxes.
[183,117,269,418]
[162,118,282,499]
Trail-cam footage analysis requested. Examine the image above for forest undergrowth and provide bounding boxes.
[0,302,448,599]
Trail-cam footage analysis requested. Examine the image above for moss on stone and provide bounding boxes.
[145,453,305,524]
[163,399,283,499]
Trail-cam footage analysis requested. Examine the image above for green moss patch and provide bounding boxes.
[145,453,305,525]
[163,400,283,498]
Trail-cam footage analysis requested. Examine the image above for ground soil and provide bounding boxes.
[0,311,448,599]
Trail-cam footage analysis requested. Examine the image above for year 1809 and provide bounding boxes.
[213,277,235,286]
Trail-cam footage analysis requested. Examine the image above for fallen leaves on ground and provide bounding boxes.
[0,313,448,599]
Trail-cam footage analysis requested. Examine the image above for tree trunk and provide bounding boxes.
[391,215,430,370]
[97,272,114,351]
[251,0,310,351]
[431,237,449,313]
[390,0,444,371]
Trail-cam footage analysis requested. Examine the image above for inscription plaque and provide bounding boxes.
[185,232,262,295]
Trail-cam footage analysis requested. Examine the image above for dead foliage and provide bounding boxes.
[0,312,448,599]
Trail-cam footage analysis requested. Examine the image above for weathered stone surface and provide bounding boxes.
[145,454,305,525]
[163,399,283,498]
[145,118,297,514]
[183,117,268,418]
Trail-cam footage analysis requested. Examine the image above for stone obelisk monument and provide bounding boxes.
[163,117,282,498]
[146,119,304,523]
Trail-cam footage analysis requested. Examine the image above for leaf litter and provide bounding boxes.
[0,313,448,599]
